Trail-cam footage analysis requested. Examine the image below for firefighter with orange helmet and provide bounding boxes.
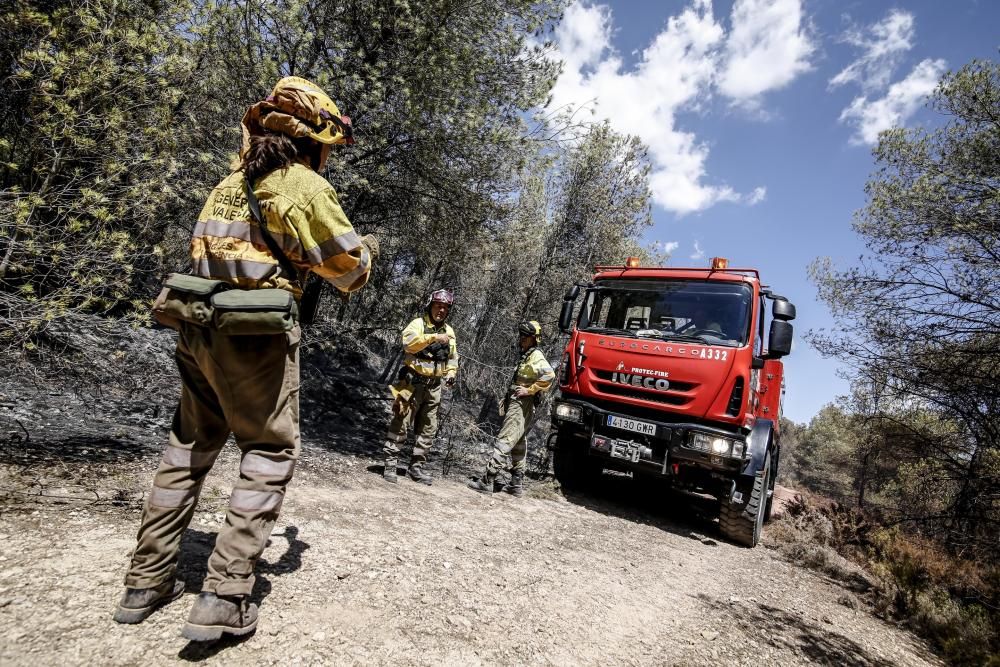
[383,289,459,485]
[114,77,375,641]
[469,320,554,496]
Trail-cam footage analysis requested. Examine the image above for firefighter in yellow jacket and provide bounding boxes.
[469,321,554,496]
[114,77,375,641]
[383,289,459,485]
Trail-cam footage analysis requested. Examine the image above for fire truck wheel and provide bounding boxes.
[553,442,603,492]
[719,452,771,548]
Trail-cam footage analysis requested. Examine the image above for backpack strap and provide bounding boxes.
[244,178,301,285]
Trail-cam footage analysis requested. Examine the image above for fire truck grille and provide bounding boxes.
[594,381,691,406]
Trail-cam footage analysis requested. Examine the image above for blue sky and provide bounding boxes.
[544,0,999,424]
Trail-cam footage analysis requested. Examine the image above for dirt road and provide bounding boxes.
[0,441,940,666]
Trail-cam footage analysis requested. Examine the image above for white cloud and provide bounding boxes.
[839,58,946,145]
[690,240,705,260]
[654,240,680,254]
[830,10,914,92]
[556,2,613,70]
[746,186,767,205]
[548,0,814,215]
[718,0,815,101]
[830,11,946,146]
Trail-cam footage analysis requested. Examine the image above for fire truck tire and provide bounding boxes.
[553,441,603,492]
[719,452,771,547]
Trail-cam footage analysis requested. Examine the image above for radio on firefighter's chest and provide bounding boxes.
[420,342,451,362]
[417,324,450,362]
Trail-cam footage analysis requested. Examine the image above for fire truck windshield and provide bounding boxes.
[580,279,753,347]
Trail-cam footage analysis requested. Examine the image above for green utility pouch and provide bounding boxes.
[152,273,226,330]
[211,288,297,335]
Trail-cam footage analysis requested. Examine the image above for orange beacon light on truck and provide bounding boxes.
[710,257,729,269]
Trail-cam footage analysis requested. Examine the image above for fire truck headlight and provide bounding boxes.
[554,402,582,423]
[689,433,744,458]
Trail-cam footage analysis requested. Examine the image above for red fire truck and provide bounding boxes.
[550,257,795,547]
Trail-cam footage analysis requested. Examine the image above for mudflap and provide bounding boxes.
[740,419,774,481]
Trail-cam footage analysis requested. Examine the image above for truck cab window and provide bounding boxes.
[581,279,752,347]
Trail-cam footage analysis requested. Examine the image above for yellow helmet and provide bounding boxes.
[241,76,354,155]
[518,320,542,341]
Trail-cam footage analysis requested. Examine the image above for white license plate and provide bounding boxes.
[607,415,656,436]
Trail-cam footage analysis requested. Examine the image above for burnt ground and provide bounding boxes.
[0,322,942,666]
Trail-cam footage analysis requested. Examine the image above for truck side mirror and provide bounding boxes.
[767,320,793,358]
[558,301,575,333]
[559,286,580,333]
[772,298,796,321]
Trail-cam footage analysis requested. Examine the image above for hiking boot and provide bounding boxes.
[503,471,525,497]
[383,457,398,483]
[468,472,496,495]
[407,464,433,486]
[181,592,258,642]
[113,579,185,624]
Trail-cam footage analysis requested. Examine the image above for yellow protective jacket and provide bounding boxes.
[191,163,371,296]
[401,316,458,379]
[514,347,555,395]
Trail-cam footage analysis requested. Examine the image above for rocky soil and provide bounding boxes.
[0,444,942,666]
[0,322,943,666]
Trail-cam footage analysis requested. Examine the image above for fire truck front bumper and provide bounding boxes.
[551,397,747,475]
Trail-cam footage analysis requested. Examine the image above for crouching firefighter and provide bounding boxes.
[383,289,459,485]
[114,77,376,641]
[469,321,554,496]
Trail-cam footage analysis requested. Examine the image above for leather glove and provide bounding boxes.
[360,234,380,260]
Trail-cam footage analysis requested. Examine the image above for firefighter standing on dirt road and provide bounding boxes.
[113,77,376,641]
[469,320,554,496]
[383,289,459,485]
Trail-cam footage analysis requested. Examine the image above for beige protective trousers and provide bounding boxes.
[487,391,535,475]
[384,381,441,466]
[125,322,300,597]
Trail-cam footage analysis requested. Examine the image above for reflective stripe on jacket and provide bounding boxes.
[401,316,458,379]
[514,348,554,395]
[191,163,370,296]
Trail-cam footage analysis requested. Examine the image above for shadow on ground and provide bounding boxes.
[176,525,310,601]
[174,525,310,661]
[698,593,908,667]
[560,471,725,545]
[177,631,256,662]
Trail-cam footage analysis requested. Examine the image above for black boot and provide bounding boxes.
[503,471,525,497]
[113,579,185,624]
[181,592,259,642]
[468,471,496,495]
[407,463,433,485]
[383,457,398,483]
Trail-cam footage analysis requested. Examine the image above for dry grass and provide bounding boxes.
[769,496,999,667]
